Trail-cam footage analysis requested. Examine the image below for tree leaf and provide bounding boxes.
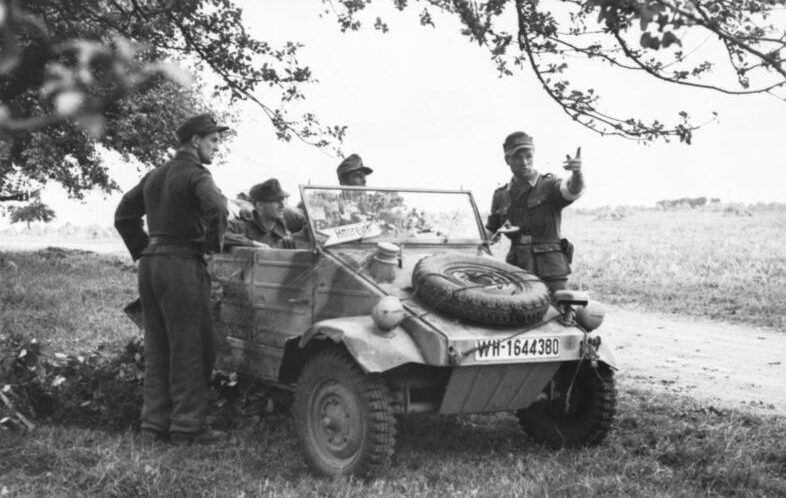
[53,90,85,117]
[148,62,193,89]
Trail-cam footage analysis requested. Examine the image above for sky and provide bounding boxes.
[6,0,786,227]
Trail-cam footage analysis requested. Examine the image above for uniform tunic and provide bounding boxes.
[224,211,293,248]
[486,173,580,291]
[115,150,228,435]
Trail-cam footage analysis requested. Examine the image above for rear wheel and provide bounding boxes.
[293,348,396,478]
[516,362,616,448]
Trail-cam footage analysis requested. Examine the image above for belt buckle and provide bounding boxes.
[517,235,533,245]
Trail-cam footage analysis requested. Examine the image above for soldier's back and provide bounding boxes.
[144,156,207,240]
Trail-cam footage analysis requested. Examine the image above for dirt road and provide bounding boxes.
[604,305,786,416]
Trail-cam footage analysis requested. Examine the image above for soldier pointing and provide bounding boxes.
[486,131,585,293]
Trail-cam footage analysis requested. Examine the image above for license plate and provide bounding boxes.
[474,336,560,361]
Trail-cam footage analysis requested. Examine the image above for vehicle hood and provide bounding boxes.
[324,244,574,339]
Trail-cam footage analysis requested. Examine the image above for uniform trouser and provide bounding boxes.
[138,254,215,434]
[541,277,567,293]
[506,245,569,294]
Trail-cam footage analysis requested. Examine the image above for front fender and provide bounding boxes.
[298,316,426,373]
[592,332,617,369]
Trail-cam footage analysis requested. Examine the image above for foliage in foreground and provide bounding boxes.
[0,384,785,497]
[0,333,144,432]
[0,0,344,221]
[0,331,273,433]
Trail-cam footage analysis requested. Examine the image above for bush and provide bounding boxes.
[0,333,144,432]
[0,333,277,433]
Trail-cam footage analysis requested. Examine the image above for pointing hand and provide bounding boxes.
[563,146,582,171]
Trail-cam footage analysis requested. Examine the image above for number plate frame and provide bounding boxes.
[474,336,560,362]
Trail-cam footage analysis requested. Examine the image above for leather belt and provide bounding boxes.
[148,235,200,248]
[509,234,533,245]
[510,236,562,249]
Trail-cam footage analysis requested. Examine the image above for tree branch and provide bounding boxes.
[167,13,338,153]
[653,0,786,79]
[611,30,785,95]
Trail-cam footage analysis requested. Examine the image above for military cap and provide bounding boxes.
[176,113,230,143]
[503,131,534,156]
[336,154,373,178]
[249,179,289,203]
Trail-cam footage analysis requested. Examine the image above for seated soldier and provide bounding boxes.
[233,191,306,234]
[224,179,297,249]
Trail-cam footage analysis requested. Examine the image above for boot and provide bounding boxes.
[139,428,168,445]
[170,428,228,446]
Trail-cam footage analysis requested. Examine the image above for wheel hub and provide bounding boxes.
[310,381,363,461]
[321,398,351,444]
[444,264,528,295]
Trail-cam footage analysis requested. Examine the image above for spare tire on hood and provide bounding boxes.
[412,253,550,326]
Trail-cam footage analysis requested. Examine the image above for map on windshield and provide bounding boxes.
[300,187,485,246]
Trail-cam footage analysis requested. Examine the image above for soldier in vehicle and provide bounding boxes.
[292,153,373,220]
[224,178,298,249]
[337,154,373,186]
[486,131,584,293]
[233,190,306,234]
[114,113,230,445]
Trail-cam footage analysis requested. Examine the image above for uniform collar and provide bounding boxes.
[252,211,287,236]
[507,172,540,192]
[174,149,202,165]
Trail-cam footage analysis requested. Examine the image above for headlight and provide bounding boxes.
[574,301,605,331]
[371,296,405,332]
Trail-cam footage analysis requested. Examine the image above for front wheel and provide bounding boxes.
[293,348,396,478]
[516,362,616,448]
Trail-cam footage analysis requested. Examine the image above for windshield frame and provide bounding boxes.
[298,185,488,247]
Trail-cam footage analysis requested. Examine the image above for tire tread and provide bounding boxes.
[413,254,551,326]
[293,348,395,478]
[516,363,616,448]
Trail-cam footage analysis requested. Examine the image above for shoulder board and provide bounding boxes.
[494,184,507,192]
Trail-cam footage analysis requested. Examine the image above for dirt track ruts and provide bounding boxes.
[604,305,786,416]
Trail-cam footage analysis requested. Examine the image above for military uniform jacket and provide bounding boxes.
[114,150,228,261]
[486,173,577,279]
[225,211,292,248]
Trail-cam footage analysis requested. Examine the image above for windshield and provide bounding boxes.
[300,186,485,246]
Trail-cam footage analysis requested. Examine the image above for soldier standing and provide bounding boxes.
[115,113,230,445]
[486,131,584,293]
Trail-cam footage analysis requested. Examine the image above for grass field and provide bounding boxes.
[1,206,785,496]
[563,204,786,330]
[2,392,785,497]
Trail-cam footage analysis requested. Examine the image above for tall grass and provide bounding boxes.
[0,248,139,352]
[563,205,786,330]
